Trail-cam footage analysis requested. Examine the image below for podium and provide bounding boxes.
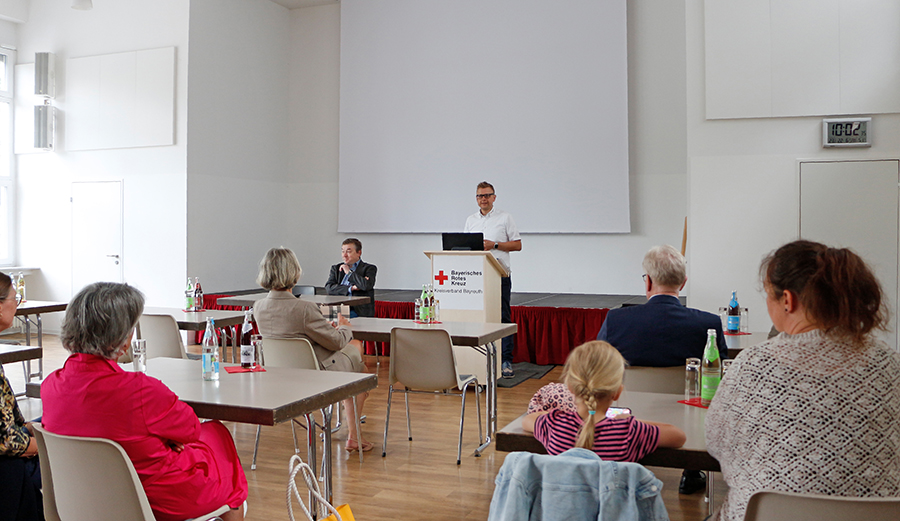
[424,251,509,382]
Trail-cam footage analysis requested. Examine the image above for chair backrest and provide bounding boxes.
[138,314,188,359]
[32,424,156,521]
[390,328,459,391]
[292,285,316,296]
[744,490,900,521]
[623,366,683,394]
[261,337,320,370]
[33,424,61,521]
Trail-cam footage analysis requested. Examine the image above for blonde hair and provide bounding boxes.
[257,247,302,291]
[562,341,626,450]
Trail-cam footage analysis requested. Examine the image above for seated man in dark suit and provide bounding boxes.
[325,238,377,318]
[597,244,726,494]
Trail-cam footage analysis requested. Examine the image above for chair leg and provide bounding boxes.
[475,381,484,446]
[404,388,412,441]
[251,425,262,471]
[331,401,344,433]
[290,419,300,454]
[458,382,469,465]
[382,385,394,457]
[352,395,363,463]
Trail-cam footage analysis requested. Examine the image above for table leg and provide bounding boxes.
[35,314,43,379]
[473,340,497,455]
[323,404,334,507]
[23,313,31,346]
[305,413,318,519]
[706,471,715,516]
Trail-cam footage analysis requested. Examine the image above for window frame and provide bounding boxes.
[0,46,15,266]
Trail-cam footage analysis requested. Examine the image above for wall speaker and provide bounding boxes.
[34,105,55,151]
[35,52,55,98]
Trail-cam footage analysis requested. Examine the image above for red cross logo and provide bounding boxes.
[434,270,449,285]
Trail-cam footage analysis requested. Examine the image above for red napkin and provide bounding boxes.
[414,321,442,324]
[723,331,751,336]
[224,365,266,374]
[678,397,709,409]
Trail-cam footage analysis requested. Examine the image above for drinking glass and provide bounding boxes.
[685,357,701,400]
[740,307,749,333]
[132,339,147,373]
[722,359,734,376]
[251,334,264,367]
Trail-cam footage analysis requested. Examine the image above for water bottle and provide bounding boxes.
[193,277,203,312]
[700,329,721,406]
[201,318,219,381]
[240,309,255,368]
[184,277,194,311]
[419,284,430,323]
[16,272,25,303]
[727,290,740,333]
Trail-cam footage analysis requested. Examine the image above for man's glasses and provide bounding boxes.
[476,193,495,199]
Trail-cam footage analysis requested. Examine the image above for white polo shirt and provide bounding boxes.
[464,208,520,273]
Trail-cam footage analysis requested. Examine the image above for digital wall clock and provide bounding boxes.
[823,117,871,147]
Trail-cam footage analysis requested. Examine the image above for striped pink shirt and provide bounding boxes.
[533,409,660,462]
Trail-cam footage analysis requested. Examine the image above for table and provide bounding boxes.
[216,293,371,308]
[14,300,68,383]
[725,331,770,358]
[348,317,517,454]
[495,390,718,471]
[141,357,377,504]
[496,390,721,515]
[143,307,248,362]
[142,307,247,330]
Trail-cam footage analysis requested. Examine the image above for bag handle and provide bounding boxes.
[287,455,343,521]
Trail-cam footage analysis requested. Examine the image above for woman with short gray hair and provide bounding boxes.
[60,281,144,359]
[254,247,373,452]
[42,282,249,521]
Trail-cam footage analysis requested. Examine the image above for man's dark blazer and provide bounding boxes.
[596,294,727,367]
[324,260,377,317]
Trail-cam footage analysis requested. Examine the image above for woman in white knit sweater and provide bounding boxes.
[706,240,900,521]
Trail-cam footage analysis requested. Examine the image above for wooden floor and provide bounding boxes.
[4,332,725,520]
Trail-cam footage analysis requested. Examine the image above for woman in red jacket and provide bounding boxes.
[41,282,248,521]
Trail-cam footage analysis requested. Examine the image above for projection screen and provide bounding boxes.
[339,0,629,233]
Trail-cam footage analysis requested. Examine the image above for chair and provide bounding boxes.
[489,448,666,521]
[382,327,483,464]
[252,338,364,468]
[32,424,229,521]
[292,285,316,296]
[137,314,190,359]
[743,490,900,521]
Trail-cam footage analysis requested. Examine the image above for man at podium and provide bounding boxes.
[465,181,522,378]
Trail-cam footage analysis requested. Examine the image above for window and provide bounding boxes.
[0,47,14,265]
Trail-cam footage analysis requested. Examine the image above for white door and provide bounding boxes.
[800,160,900,351]
[72,181,123,293]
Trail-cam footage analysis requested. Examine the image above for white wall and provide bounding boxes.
[0,0,28,24]
[684,0,900,332]
[186,0,292,292]
[288,1,690,296]
[16,0,190,320]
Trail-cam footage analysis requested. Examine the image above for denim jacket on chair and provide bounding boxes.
[488,448,669,521]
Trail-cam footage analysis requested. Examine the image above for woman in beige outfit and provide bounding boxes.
[254,247,372,452]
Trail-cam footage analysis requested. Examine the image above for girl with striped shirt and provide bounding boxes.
[522,341,685,461]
